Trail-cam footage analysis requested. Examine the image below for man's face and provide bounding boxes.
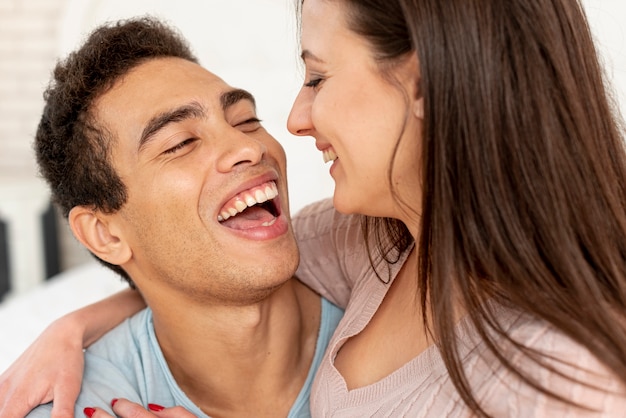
[92,57,298,305]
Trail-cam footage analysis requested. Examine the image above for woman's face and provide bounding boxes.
[287,0,424,225]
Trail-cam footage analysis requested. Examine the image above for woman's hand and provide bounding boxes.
[0,289,145,418]
[0,317,85,418]
[84,399,196,418]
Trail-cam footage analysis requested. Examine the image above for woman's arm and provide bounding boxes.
[0,289,145,418]
[78,288,146,347]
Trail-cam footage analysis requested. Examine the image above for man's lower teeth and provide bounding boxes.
[262,218,277,227]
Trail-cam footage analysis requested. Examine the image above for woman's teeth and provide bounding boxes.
[323,148,338,163]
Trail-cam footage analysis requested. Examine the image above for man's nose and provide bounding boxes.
[215,128,267,173]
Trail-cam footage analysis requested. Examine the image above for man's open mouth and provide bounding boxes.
[217,181,280,229]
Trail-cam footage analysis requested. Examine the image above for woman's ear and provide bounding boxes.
[402,53,424,120]
[68,206,131,265]
[413,95,424,120]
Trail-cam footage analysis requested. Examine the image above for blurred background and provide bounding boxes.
[0,0,624,371]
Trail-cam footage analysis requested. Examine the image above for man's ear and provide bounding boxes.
[69,206,131,265]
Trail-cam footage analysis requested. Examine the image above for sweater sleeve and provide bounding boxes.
[470,311,626,416]
[293,199,365,309]
[503,326,626,416]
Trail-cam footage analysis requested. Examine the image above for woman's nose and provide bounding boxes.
[287,88,314,137]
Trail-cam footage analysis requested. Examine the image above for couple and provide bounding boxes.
[4,0,626,416]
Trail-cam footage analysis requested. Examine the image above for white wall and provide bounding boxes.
[585,0,626,113]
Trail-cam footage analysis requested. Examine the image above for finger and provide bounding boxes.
[149,405,197,418]
[0,355,52,418]
[0,401,56,418]
[0,398,36,418]
[50,377,82,418]
[111,398,158,418]
[0,382,51,418]
[84,406,115,418]
[110,398,195,418]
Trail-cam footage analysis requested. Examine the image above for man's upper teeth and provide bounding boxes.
[218,182,278,221]
[323,148,338,163]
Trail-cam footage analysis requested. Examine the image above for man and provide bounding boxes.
[26,17,342,417]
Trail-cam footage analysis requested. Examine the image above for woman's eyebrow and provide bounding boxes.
[300,49,325,64]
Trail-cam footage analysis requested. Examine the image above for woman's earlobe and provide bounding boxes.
[413,96,424,120]
[68,206,131,265]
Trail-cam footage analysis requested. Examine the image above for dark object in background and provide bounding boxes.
[42,203,60,281]
[0,201,60,302]
[0,219,9,301]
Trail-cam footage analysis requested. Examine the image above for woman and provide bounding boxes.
[3,0,626,416]
[287,0,626,415]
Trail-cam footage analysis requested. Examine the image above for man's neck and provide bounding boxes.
[148,278,321,417]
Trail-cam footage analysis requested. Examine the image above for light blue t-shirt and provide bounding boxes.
[27,298,343,417]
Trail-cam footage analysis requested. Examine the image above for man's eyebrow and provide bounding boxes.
[221,88,256,111]
[138,101,206,151]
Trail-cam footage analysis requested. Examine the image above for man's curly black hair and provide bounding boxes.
[35,16,198,284]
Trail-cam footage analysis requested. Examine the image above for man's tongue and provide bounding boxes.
[220,205,275,230]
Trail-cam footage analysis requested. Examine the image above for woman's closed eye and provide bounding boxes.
[304,78,323,88]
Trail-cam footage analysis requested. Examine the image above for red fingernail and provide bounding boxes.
[84,407,96,418]
[148,403,165,412]
[111,398,118,407]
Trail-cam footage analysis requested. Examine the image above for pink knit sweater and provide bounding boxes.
[294,199,626,417]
